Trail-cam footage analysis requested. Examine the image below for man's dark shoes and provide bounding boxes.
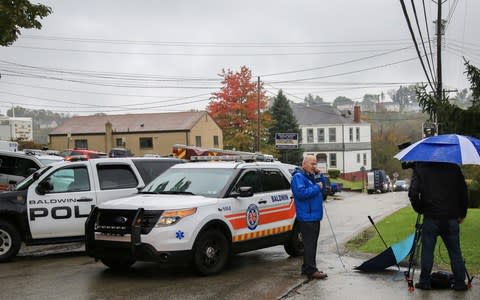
[308,271,328,280]
[453,284,468,291]
[414,282,431,290]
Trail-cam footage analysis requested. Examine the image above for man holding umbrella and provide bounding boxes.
[408,162,468,291]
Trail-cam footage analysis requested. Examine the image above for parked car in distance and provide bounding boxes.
[108,147,134,157]
[393,180,409,191]
[367,169,390,194]
[60,149,105,161]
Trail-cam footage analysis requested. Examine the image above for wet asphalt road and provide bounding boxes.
[2,191,458,300]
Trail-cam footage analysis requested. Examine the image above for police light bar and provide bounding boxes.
[190,155,257,162]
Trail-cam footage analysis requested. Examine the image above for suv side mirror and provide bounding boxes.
[232,186,254,198]
[36,180,53,195]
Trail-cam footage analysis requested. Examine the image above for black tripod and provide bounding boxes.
[404,214,474,292]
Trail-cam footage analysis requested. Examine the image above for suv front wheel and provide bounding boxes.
[0,220,21,262]
[193,229,230,276]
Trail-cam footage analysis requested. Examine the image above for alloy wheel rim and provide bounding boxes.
[0,229,12,255]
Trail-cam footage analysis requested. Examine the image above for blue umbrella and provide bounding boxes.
[355,233,415,272]
[394,134,480,165]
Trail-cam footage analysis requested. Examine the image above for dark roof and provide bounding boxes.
[50,111,209,135]
[291,103,363,125]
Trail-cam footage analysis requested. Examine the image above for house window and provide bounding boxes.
[357,153,360,163]
[329,128,336,142]
[74,139,88,149]
[356,127,360,142]
[307,128,314,143]
[349,128,353,142]
[213,136,219,148]
[139,137,153,149]
[363,153,367,165]
[317,128,325,143]
[316,153,327,164]
[329,153,337,168]
[195,136,202,147]
[116,138,124,147]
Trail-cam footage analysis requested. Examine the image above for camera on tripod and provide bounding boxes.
[398,142,415,169]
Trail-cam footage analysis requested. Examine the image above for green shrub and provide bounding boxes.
[467,179,480,208]
[328,169,341,178]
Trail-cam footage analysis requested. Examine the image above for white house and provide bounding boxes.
[291,103,372,179]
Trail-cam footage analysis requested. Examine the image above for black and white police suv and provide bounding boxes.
[85,156,303,275]
[0,157,182,262]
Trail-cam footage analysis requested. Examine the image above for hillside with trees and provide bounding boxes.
[363,111,427,179]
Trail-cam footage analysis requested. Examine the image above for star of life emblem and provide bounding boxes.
[246,204,260,230]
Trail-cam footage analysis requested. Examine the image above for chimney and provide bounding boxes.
[354,105,361,123]
[105,121,113,153]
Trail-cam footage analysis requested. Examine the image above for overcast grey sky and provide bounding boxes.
[0,0,478,115]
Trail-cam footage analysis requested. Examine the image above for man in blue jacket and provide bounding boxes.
[291,155,327,280]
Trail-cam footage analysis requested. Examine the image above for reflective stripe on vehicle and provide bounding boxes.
[232,224,293,242]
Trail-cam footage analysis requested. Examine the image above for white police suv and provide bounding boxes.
[86,157,303,275]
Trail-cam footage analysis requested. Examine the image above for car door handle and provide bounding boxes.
[76,198,93,202]
[258,200,267,204]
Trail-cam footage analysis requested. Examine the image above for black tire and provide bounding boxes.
[284,223,304,257]
[100,258,135,270]
[193,230,230,276]
[0,220,21,263]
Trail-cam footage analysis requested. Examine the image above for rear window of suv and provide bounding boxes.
[97,164,138,190]
[133,159,183,184]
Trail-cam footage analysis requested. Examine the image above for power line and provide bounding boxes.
[9,45,409,57]
[0,80,212,99]
[410,0,435,83]
[259,46,412,77]
[0,96,211,113]
[399,0,435,92]
[422,0,436,80]
[268,56,423,84]
[20,34,415,48]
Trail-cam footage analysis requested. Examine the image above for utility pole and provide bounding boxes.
[257,76,260,152]
[435,0,443,133]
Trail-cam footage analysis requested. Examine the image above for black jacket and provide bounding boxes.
[408,162,468,220]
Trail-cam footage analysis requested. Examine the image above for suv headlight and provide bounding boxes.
[156,208,197,226]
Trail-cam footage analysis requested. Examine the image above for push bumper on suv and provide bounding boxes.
[85,207,192,264]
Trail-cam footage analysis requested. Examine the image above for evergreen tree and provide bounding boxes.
[268,90,303,164]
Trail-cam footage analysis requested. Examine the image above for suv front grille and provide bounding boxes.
[95,209,163,234]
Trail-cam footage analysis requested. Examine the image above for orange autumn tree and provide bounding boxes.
[207,66,271,152]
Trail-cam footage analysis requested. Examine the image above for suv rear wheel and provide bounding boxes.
[284,223,304,257]
[193,229,230,276]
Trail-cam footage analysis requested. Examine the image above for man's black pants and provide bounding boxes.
[298,220,320,275]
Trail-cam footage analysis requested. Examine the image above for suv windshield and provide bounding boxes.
[142,168,235,198]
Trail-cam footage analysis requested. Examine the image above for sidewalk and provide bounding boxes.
[282,192,479,300]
